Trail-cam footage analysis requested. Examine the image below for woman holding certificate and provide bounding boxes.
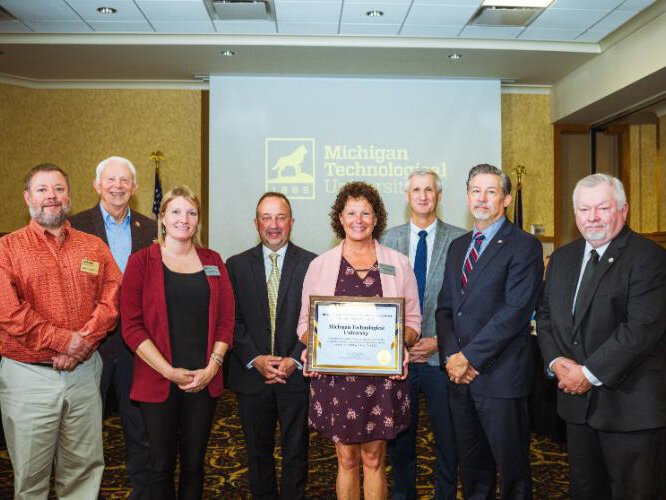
[121,186,235,499]
[298,181,421,499]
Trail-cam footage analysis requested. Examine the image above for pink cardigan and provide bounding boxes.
[297,240,421,339]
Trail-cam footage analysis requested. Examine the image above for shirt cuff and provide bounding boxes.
[582,366,603,386]
[246,356,258,369]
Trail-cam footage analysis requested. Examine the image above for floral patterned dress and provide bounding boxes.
[308,257,411,444]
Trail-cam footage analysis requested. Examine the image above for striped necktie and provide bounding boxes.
[267,253,280,355]
[462,232,485,288]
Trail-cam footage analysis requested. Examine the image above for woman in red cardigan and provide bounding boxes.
[121,185,234,500]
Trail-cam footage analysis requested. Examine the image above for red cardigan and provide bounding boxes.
[121,243,235,403]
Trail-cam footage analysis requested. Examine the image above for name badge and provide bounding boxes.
[80,259,100,275]
[204,265,221,276]
[378,263,396,276]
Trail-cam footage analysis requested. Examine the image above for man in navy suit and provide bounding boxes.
[436,164,543,499]
[70,156,156,499]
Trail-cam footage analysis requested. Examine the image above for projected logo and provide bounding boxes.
[265,138,315,199]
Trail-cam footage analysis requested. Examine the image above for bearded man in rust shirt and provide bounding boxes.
[0,163,121,500]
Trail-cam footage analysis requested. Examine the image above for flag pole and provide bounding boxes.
[512,165,525,230]
[150,151,165,219]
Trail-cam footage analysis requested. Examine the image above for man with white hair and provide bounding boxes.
[537,173,666,499]
[70,156,156,499]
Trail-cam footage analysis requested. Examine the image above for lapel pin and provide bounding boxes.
[134,221,140,228]
[608,257,614,263]
[497,240,503,244]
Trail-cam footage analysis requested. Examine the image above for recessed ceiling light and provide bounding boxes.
[366,10,384,17]
[482,0,552,7]
[448,53,462,60]
[220,50,235,57]
[96,6,117,15]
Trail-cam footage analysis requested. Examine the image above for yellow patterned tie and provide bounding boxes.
[267,253,280,355]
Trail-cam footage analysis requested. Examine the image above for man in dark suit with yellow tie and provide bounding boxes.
[226,192,316,499]
[70,156,156,499]
[537,173,666,499]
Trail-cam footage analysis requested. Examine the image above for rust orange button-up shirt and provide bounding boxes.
[0,219,122,363]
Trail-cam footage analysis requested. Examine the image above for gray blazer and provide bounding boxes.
[381,219,466,366]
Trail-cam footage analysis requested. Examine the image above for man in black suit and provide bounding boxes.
[70,156,156,499]
[537,173,666,500]
[436,164,543,499]
[226,192,316,500]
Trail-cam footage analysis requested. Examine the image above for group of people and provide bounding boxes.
[0,156,663,500]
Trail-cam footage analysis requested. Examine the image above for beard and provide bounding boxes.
[584,228,607,241]
[29,202,71,229]
[472,207,490,221]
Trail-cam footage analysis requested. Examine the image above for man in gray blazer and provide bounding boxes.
[382,169,465,500]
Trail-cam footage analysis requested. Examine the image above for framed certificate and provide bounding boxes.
[306,296,404,376]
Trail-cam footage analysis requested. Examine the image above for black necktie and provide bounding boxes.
[574,249,599,319]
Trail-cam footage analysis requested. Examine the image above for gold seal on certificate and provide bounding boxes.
[306,296,405,376]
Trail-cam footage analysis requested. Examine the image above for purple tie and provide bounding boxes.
[462,232,485,288]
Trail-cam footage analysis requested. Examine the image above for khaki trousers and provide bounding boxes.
[0,353,104,500]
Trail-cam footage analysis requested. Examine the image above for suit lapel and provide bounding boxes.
[250,244,271,326]
[427,220,447,284]
[92,205,109,246]
[463,220,512,293]
[573,227,630,332]
[276,243,297,317]
[449,233,470,299]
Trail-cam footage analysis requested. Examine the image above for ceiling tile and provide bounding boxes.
[589,9,637,31]
[575,30,606,41]
[213,20,277,33]
[620,0,655,11]
[275,1,341,23]
[88,20,154,32]
[413,0,480,4]
[0,0,79,21]
[23,20,92,32]
[278,22,339,34]
[404,4,476,25]
[551,0,623,8]
[339,23,401,34]
[530,8,608,30]
[518,27,582,40]
[343,0,411,4]
[135,0,211,22]
[400,24,462,36]
[151,20,215,33]
[0,19,31,32]
[341,2,410,24]
[66,0,147,22]
[459,25,523,38]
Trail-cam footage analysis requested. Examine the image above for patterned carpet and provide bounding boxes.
[0,392,569,498]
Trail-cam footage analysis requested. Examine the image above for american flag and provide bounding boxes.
[152,168,162,218]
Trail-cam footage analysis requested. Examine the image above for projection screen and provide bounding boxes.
[209,76,501,257]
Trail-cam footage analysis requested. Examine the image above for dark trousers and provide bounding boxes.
[449,385,532,500]
[389,363,457,500]
[100,340,151,500]
[139,386,217,500]
[567,423,666,500]
[236,386,309,500]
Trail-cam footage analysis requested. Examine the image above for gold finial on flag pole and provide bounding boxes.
[150,151,165,170]
[513,165,526,185]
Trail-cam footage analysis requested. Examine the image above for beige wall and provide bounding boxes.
[0,83,201,233]
[0,85,553,239]
[628,121,664,233]
[502,93,554,236]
